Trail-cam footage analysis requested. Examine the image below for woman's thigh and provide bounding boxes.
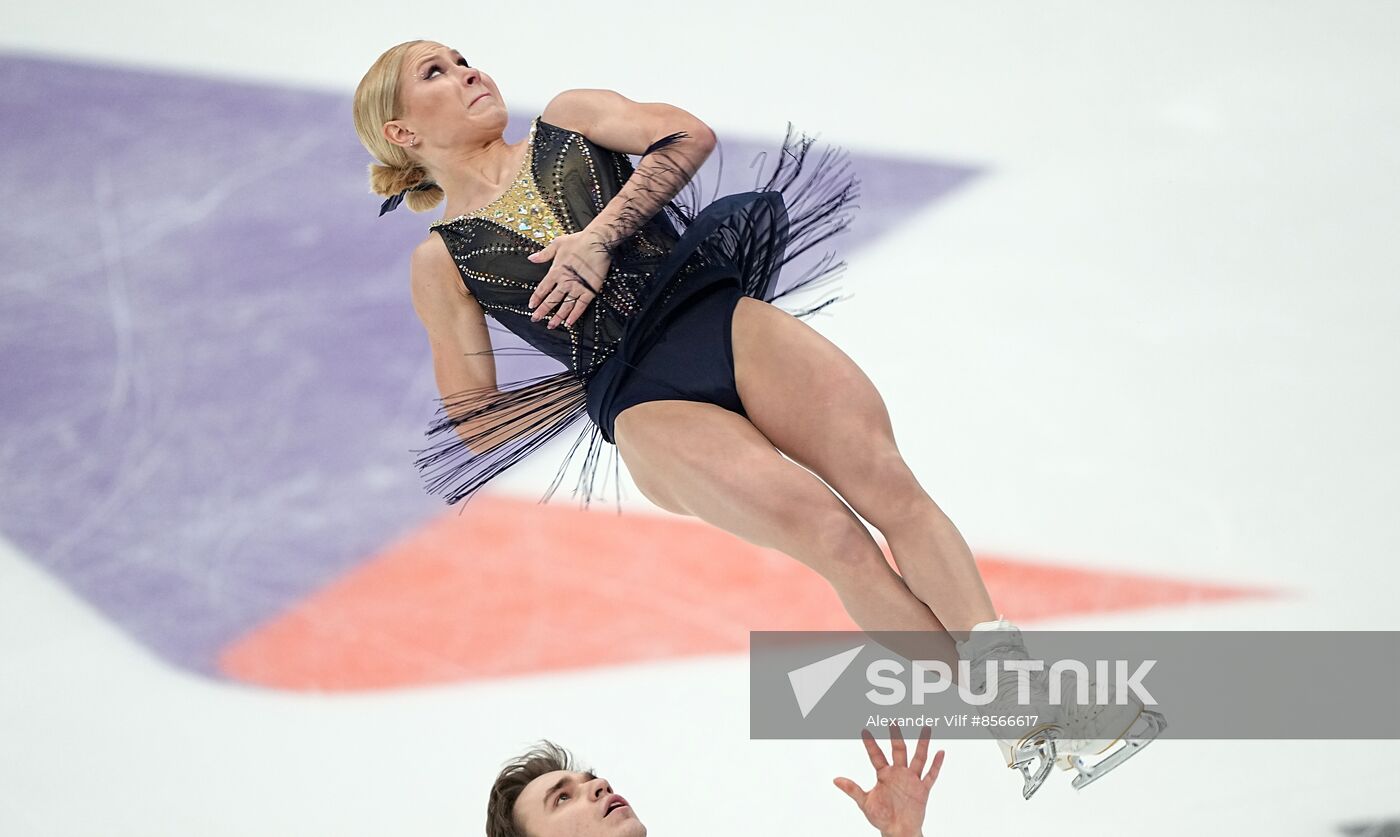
[729,298,928,525]
[613,399,878,573]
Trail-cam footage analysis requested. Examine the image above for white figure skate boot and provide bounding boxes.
[954,617,1063,800]
[958,618,1168,798]
[1050,672,1168,791]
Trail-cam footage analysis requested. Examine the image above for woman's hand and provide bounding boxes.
[834,725,945,837]
[525,229,612,329]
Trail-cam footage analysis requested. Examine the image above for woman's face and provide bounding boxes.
[391,41,506,148]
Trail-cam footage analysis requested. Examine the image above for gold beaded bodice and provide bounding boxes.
[428,115,689,382]
[429,118,566,245]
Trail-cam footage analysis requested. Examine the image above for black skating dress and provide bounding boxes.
[413,115,860,512]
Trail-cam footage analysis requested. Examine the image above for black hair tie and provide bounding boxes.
[378,181,439,217]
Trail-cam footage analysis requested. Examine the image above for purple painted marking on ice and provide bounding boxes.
[0,52,982,679]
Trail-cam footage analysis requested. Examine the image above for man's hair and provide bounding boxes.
[486,740,589,837]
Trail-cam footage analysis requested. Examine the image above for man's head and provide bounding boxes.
[486,741,644,837]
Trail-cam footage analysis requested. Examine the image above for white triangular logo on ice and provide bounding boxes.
[788,645,865,719]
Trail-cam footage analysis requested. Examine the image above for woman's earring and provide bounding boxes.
[409,137,417,147]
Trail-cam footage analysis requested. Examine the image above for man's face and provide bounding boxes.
[513,769,645,837]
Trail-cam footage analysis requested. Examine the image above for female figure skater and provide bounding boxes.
[352,40,1162,800]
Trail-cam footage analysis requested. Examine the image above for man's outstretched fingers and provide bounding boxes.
[923,750,947,789]
[887,723,907,768]
[832,777,867,808]
[908,725,932,774]
[860,729,888,770]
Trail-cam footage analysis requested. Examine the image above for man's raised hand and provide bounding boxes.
[833,725,945,837]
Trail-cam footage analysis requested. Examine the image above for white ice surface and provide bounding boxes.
[3,0,1399,832]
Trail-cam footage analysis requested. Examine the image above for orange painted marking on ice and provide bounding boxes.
[218,496,1272,691]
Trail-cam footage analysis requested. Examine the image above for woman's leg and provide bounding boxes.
[614,399,958,666]
[730,298,997,634]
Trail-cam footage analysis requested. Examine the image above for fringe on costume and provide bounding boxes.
[411,123,861,514]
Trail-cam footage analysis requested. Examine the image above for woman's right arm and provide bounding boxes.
[411,235,575,454]
[410,235,498,441]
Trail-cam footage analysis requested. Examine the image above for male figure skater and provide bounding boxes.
[484,726,946,837]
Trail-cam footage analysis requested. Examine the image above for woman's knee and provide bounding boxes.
[794,503,892,582]
[841,449,932,530]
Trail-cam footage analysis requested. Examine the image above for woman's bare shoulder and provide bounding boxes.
[410,232,473,303]
[539,88,609,135]
[540,89,713,155]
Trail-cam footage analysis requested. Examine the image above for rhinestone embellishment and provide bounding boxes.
[429,117,565,244]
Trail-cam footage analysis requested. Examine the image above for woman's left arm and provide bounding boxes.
[525,89,717,327]
[540,88,717,248]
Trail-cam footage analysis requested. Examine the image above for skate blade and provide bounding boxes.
[1068,709,1167,790]
[1055,702,1145,770]
[1007,734,1059,801]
